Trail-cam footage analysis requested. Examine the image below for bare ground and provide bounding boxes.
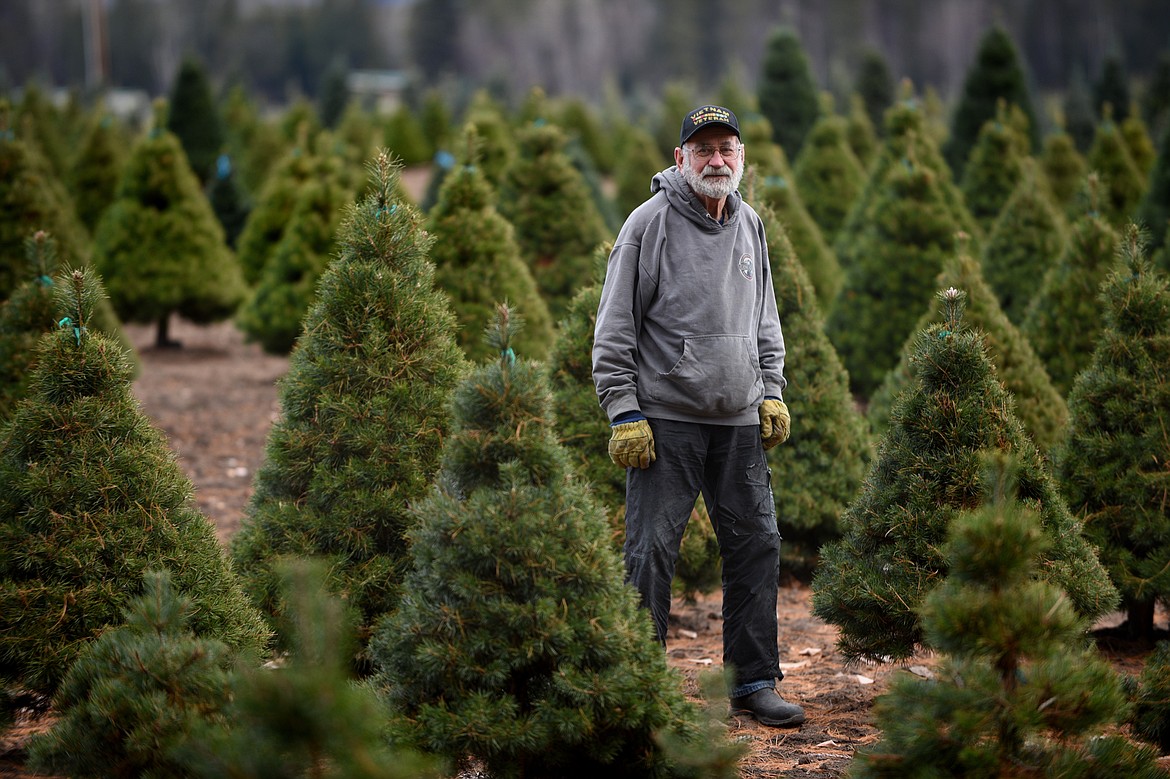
[2,316,1167,778]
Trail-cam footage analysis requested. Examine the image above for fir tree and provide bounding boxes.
[428,125,554,363]
[27,570,235,779]
[499,122,609,320]
[182,561,439,779]
[167,56,226,186]
[0,268,269,696]
[14,83,70,181]
[1136,120,1170,255]
[757,26,821,157]
[93,101,247,349]
[0,231,59,421]
[944,26,1039,179]
[1086,107,1148,228]
[1128,640,1170,753]
[960,101,1031,234]
[1093,55,1132,123]
[854,47,895,137]
[614,123,668,220]
[868,235,1069,456]
[1064,67,1099,153]
[812,288,1117,663]
[317,57,350,130]
[1022,190,1121,395]
[654,82,699,161]
[371,305,742,779]
[982,157,1069,325]
[205,152,251,249]
[850,456,1163,778]
[463,91,516,190]
[844,92,879,171]
[67,109,126,233]
[230,152,468,669]
[1040,127,1089,214]
[1121,106,1156,178]
[419,89,453,158]
[219,84,286,200]
[1055,225,1170,640]
[1142,51,1170,140]
[792,93,868,243]
[383,105,432,166]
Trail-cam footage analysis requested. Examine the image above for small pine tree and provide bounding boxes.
[167,56,226,185]
[230,152,468,669]
[812,288,1117,663]
[1128,640,1170,754]
[960,101,1031,233]
[0,232,58,420]
[1022,189,1121,395]
[27,570,235,779]
[757,26,821,157]
[1040,127,1089,215]
[1055,225,1170,639]
[371,305,742,779]
[1086,107,1148,228]
[94,100,247,349]
[851,456,1163,778]
[792,94,868,243]
[67,109,126,233]
[428,125,554,362]
[0,268,269,696]
[1093,55,1132,123]
[854,47,895,137]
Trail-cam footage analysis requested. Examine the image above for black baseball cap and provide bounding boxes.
[679,105,741,145]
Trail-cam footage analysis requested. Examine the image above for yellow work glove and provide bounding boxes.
[608,419,656,469]
[759,398,790,450]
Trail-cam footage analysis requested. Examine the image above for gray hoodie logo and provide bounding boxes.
[738,254,754,281]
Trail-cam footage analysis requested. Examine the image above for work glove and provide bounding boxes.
[608,417,656,469]
[759,398,790,450]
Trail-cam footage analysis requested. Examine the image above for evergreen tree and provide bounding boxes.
[1093,55,1132,123]
[868,236,1069,456]
[317,57,350,130]
[653,82,699,161]
[757,26,821,157]
[1121,106,1156,178]
[1142,51,1170,140]
[0,268,268,696]
[715,61,759,129]
[1129,640,1170,754]
[383,105,432,166]
[756,198,871,578]
[850,457,1162,778]
[1086,107,1148,228]
[812,288,1117,663]
[167,56,226,186]
[944,26,1039,179]
[792,94,867,243]
[844,92,879,171]
[67,109,126,234]
[27,571,235,779]
[1040,127,1089,213]
[854,47,894,137]
[182,561,439,779]
[219,83,287,200]
[463,91,516,190]
[419,89,453,161]
[499,122,609,320]
[14,83,70,181]
[614,123,668,220]
[230,153,468,669]
[428,126,554,363]
[1064,67,1099,153]
[0,232,59,421]
[960,101,1031,234]
[206,153,251,249]
[94,101,247,349]
[370,305,742,779]
[1136,120,1170,255]
[982,157,1069,325]
[1022,191,1121,395]
[1055,225,1170,640]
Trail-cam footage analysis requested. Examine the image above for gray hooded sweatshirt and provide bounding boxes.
[592,166,786,427]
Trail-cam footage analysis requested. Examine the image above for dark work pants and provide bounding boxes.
[623,418,782,696]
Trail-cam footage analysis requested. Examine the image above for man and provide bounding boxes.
[592,105,804,727]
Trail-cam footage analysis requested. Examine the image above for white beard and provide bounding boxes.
[681,158,743,201]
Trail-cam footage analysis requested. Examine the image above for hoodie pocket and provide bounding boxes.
[650,334,763,416]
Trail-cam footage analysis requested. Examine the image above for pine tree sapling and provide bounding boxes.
[0,268,268,696]
[1056,224,1170,639]
[851,456,1163,778]
[813,288,1117,663]
[230,152,468,668]
[372,305,742,779]
[28,571,235,778]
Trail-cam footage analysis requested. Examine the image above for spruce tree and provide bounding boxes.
[383,105,432,166]
[1086,106,1148,229]
[230,152,468,669]
[167,56,226,186]
[960,101,1031,234]
[757,26,821,157]
[792,94,868,243]
[67,109,126,234]
[1022,189,1121,395]
[1064,67,1099,153]
[868,236,1069,456]
[982,157,1069,325]
[1055,225,1170,639]
[614,123,668,220]
[499,122,608,320]
[1129,640,1170,754]
[854,47,894,137]
[219,83,286,200]
[1136,120,1170,255]
[370,305,741,779]
[428,125,554,363]
[463,91,516,190]
[845,92,879,172]
[27,571,235,779]
[1040,127,1089,214]
[206,152,251,249]
[1121,106,1156,178]
[850,457,1163,778]
[0,232,58,420]
[812,288,1117,663]
[944,25,1039,179]
[93,101,247,349]
[14,83,70,181]
[0,268,269,696]
[1093,55,1132,123]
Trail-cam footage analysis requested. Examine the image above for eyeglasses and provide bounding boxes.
[686,142,741,160]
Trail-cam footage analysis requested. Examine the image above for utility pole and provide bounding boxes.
[82,0,110,90]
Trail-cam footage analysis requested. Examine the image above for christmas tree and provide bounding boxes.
[792,93,868,243]
[1065,67,1099,153]
[1086,106,1147,229]
[428,125,554,363]
[1093,56,1132,123]
[850,456,1163,778]
[93,100,247,349]
[854,48,895,137]
[27,570,235,778]
[614,123,669,220]
[756,26,821,157]
[1136,120,1170,256]
[1055,224,1170,639]
[1128,640,1170,754]
[230,152,467,669]
[1040,127,1089,214]
[167,56,226,186]
[371,305,741,779]
[66,108,126,233]
[1121,107,1156,178]
[0,268,268,696]
[845,93,879,171]
[205,152,251,249]
[959,101,1031,234]
[0,232,59,420]
[812,288,1117,663]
